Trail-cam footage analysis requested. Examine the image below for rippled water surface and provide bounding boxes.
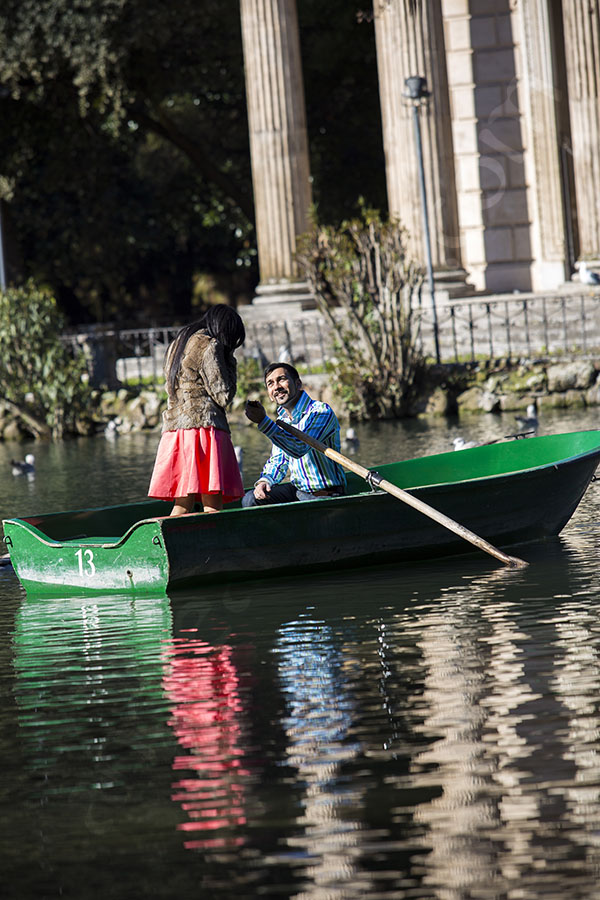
[1,408,600,899]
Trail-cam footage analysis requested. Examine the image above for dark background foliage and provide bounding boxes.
[0,0,386,325]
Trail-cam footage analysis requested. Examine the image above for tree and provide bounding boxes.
[295,205,426,419]
[0,1,386,321]
[0,0,252,206]
[0,0,256,320]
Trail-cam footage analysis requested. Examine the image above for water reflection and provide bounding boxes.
[162,632,249,849]
[6,520,600,898]
[161,541,600,897]
[13,595,173,792]
[274,618,369,898]
[401,551,600,897]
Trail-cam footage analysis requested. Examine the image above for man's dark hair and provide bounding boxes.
[264,362,301,382]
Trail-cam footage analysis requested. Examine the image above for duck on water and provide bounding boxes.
[11,454,35,476]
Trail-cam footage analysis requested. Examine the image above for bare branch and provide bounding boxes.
[295,210,426,418]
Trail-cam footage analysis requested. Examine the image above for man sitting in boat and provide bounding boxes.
[242,362,347,505]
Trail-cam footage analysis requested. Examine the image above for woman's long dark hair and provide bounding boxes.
[166,304,246,394]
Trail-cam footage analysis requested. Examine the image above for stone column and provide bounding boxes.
[562,0,600,260]
[517,0,570,288]
[240,0,313,310]
[373,0,467,291]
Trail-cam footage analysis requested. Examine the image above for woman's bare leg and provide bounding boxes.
[170,495,196,516]
[201,493,223,513]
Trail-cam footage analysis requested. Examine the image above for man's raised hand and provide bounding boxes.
[245,399,267,424]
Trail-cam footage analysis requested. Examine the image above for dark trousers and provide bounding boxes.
[241,483,344,507]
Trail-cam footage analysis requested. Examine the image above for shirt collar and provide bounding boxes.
[277,389,310,423]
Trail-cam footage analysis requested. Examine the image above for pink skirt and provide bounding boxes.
[148,427,243,503]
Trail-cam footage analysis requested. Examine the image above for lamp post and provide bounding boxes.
[0,87,9,290]
[0,200,6,291]
[404,75,440,364]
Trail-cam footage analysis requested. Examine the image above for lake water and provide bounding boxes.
[1,406,600,900]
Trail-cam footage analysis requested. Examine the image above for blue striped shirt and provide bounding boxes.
[257,390,347,493]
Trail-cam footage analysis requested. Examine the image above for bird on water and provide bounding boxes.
[515,403,539,431]
[342,427,360,453]
[453,436,478,451]
[11,453,35,476]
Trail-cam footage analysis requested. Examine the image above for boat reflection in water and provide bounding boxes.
[13,586,255,857]
[161,629,250,850]
[13,594,173,794]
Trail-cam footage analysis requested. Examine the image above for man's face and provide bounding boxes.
[265,367,302,408]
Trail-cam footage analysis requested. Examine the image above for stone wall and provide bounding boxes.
[2,357,598,442]
[450,359,600,418]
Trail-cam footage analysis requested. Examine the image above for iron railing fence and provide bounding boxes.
[242,316,331,371]
[416,291,600,364]
[62,326,181,388]
[62,291,600,390]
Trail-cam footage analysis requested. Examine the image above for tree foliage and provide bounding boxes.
[0,0,255,321]
[0,0,385,322]
[0,281,95,438]
[295,206,426,419]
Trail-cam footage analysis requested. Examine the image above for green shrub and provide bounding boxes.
[0,281,96,438]
[235,355,265,403]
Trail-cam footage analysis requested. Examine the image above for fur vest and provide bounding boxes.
[161,331,237,433]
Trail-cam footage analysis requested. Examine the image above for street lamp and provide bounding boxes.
[0,201,6,291]
[404,75,441,364]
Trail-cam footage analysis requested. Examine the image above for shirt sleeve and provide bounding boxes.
[257,440,290,486]
[258,405,338,459]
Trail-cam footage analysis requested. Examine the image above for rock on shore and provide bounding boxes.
[0,359,598,441]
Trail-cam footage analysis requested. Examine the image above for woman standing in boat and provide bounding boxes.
[148,304,246,516]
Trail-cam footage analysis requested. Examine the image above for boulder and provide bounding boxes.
[539,390,585,409]
[483,374,507,393]
[525,372,546,391]
[499,394,538,412]
[547,361,595,392]
[2,420,26,441]
[125,396,148,429]
[140,391,163,418]
[424,387,451,416]
[480,390,501,413]
[456,386,484,413]
[585,376,600,406]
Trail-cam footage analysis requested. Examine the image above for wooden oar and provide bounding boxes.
[278,420,528,569]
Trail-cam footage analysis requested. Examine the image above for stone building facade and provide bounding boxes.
[239,0,600,315]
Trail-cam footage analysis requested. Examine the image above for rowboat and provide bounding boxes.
[3,429,600,597]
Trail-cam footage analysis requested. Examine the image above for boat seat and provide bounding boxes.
[59,536,120,545]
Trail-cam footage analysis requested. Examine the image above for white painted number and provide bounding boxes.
[76,548,96,578]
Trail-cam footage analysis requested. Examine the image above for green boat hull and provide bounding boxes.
[4,430,600,596]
